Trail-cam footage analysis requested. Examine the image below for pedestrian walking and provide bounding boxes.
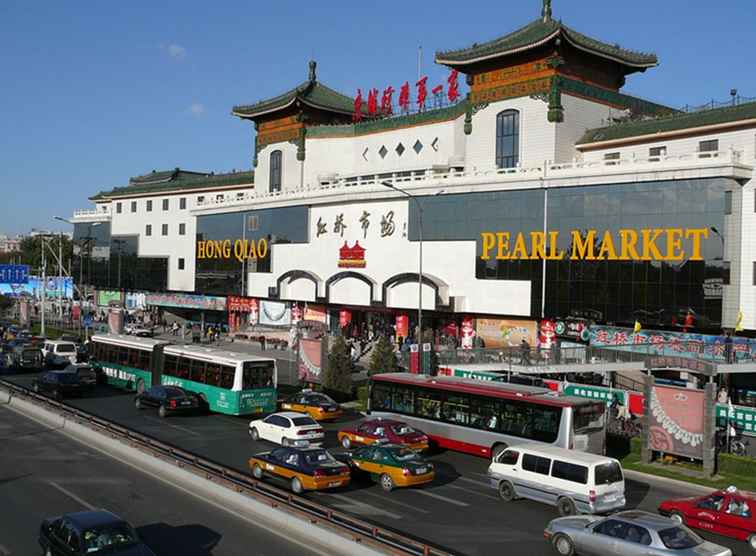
[724,331,734,364]
[520,338,532,366]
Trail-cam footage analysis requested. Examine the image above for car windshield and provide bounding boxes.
[303,450,336,465]
[388,447,420,462]
[81,524,139,552]
[56,344,76,353]
[391,425,416,436]
[292,416,317,427]
[595,462,623,485]
[658,526,703,549]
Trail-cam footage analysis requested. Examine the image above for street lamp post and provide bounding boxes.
[381,181,424,349]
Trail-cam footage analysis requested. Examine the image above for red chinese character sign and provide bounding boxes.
[353,89,363,122]
[416,76,428,111]
[447,69,460,102]
[367,88,378,116]
[398,81,410,113]
[381,86,394,115]
[354,71,461,119]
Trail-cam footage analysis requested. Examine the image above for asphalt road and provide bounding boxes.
[2,371,747,556]
[0,401,329,556]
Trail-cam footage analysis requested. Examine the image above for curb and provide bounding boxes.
[4,392,393,556]
[623,468,716,494]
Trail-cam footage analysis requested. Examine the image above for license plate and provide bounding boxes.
[181,401,191,406]
[328,481,341,487]
[416,466,428,474]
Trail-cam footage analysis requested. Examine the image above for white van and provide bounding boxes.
[487,444,626,516]
[41,340,78,367]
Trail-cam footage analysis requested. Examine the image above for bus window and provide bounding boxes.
[242,362,274,389]
[163,355,178,377]
[173,357,190,379]
[138,350,151,370]
[370,383,392,411]
[205,363,222,387]
[219,367,234,389]
[128,348,140,368]
[391,386,414,414]
[469,395,500,431]
[415,390,443,420]
[442,394,470,425]
[190,359,206,384]
[118,346,129,366]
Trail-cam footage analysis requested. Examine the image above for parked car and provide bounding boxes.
[8,345,44,372]
[63,363,99,389]
[659,485,756,551]
[488,444,626,516]
[337,418,429,450]
[249,446,351,494]
[134,385,200,418]
[337,443,435,492]
[39,510,156,555]
[280,390,342,421]
[248,411,324,447]
[42,340,79,369]
[543,510,732,556]
[32,371,88,400]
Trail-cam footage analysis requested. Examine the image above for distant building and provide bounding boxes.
[0,235,22,253]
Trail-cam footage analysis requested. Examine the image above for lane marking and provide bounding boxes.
[319,493,402,519]
[143,416,201,436]
[443,483,499,501]
[456,476,491,488]
[48,481,97,510]
[5,407,332,556]
[412,489,470,507]
[359,490,430,514]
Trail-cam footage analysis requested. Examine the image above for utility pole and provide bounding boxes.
[41,238,46,338]
[58,233,63,321]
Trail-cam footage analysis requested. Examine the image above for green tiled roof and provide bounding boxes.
[307,101,467,139]
[578,100,756,145]
[233,74,355,120]
[90,170,255,200]
[129,168,210,185]
[436,17,657,69]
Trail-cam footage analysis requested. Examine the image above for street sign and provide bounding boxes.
[0,264,29,285]
[83,315,93,328]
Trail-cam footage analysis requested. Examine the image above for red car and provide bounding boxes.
[659,486,756,550]
[337,418,429,451]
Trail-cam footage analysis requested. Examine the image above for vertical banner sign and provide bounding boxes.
[461,316,475,349]
[339,309,352,328]
[395,314,409,339]
[19,299,29,327]
[422,343,431,374]
[409,344,420,374]
[108,308,124,335]
[647,385,705,459]
[298,338,324,384]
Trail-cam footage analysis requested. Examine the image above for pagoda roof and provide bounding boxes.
[90,170,254,200]
[577,100,756,147]
[436,16,657,71]
[128,167,210,186]
[233,61,354,120]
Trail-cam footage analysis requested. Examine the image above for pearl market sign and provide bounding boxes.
[197,238,269,263]
[479,228,710,262]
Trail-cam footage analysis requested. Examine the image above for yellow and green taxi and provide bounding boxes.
[280,390,343,421]
[249,446,351,494]
[339,443,435,492]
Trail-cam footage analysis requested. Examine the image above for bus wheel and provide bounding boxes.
[252,464,263,479]
[380,473,395,492]
[290,477,303,494]
[491,443,508,460]
[341,436,351,449]
[557,497,577,517]
[498,481,516,502]
[136,379,145,394]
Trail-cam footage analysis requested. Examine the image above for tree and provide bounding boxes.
[322,336,353,395]
[18,235,74,273]
[369,336,399,376]
[0,295,13,313]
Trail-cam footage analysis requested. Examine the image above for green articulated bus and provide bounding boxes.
[90,334,277,416]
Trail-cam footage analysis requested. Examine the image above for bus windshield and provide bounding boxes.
[242,361,275,389]
[572,403,606,453]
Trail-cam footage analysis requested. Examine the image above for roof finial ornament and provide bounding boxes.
[542,0,552,21]
[308,60,317,82]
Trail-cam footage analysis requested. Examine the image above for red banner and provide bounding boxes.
[227,296,258,313]
[395,314,409,339]
[304,304,327,323]
[339,309,352,328]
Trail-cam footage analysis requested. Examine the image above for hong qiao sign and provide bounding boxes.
[479,228,710,262]
[196,238,269,262]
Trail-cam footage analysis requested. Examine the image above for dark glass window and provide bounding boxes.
[753,261,756,286]
[145,225,151,237]
[551,461,588,484]
[496,450,519,465]
[197,195,204,204]
[725,191,733,214]
[700,139,719,153]
[179,197,187,210]
[603,152,620,164]
[178,258,185,270]
[521,454,551,475]
[146,200,152,212]
[131,201,137,213]
[116,202,122,214]
[649,146,667,159]
[595,462,623,484]
[270,150,282,192]
[179,223,186,235]
[495,110,519,168]
[162,198,169,211]
[161,224,168,236]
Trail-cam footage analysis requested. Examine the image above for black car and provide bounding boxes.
[39,510,155,555]
[62,364,100,388]
[32,371,87,400]
[134,385,200,418]
[8,345,44,371]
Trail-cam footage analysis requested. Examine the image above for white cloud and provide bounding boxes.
[189,103,204,116]
[160,43,186,60]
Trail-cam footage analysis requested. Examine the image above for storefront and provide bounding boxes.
[145,292,227,327]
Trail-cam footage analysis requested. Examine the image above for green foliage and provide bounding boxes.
[17,235,74,273]
[719,452,756,478]
[322,336,353,395]
[368,336,398,376]
[0,295,13,312]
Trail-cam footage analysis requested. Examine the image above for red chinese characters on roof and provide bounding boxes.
[447,69,460,102]
[338,241,366,268]
[353,89,363,122]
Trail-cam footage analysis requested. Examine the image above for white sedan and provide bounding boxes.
[248,411,324,447]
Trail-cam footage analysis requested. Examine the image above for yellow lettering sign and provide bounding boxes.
[571,230,596,260]
[685,228,709,261]
[480,232,495,260]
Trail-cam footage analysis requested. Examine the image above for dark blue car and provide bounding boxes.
[39,510,155,555]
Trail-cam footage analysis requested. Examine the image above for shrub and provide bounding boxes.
[368,336,399,376]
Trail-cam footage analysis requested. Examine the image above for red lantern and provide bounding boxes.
[339,309,352,328]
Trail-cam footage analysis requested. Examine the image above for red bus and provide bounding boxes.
[368,373,606,458]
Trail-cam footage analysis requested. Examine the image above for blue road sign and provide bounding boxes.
[0,264,30,285]
[83,315,93,328]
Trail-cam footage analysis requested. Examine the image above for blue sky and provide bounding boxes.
[1,0,754,235]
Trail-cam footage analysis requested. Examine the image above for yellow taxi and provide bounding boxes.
[280,390,342,421]
[339,443,435,492]
[249,446,351,494]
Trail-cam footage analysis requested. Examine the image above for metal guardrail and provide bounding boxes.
[0,379,453,556]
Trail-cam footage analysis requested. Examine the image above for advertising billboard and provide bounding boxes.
[474,318,536,349]
[258,300,291,326]
[97,290,123,307]
[145,293,227,311]
[298,338,324,383]
[0,276,73,299]
[648,385,704,459]
[303,304,327,323]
